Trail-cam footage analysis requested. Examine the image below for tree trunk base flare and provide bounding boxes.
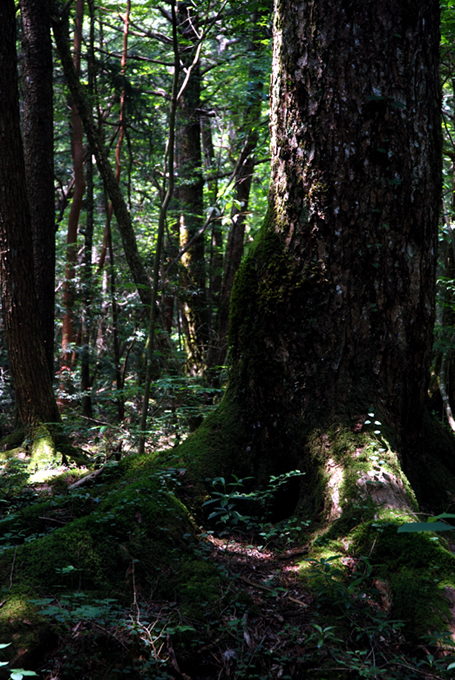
[156,217,455,637]
[0,423,90,473]
[167,394,455,641]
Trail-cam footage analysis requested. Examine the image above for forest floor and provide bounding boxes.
[2,414,455,679]
[35,515,455,680]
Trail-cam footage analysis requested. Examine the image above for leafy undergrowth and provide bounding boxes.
[4,530,455,680]
[1,438,455,678]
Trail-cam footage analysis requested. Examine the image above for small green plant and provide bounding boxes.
[306,624,342,649]
[0,644,38,680]
[203,475,254,526]
[258,514,311,547]
[0,459,31,510]
[30,593,122,626]
[203,470,306,529]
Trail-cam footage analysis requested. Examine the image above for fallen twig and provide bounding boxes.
[239,574,308,607]
[68,466,104,489]
[9,546,17,590]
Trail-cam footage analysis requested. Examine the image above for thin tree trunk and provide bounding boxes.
[96,0,130,422]
[81,153,94,417]
[201,116,223,343]
[440,335,455,431]
[108,222,124,422]
[21,0,56,380]
[59,0,86,406]
[176,4,207,374]
[208,31,266,374]
[80,0,96,418]
[98,0,130,272]
[138,0,180,455]
[51,4,153,310]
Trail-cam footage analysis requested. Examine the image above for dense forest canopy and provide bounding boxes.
[0,0,273,444]
[3,1,455,679]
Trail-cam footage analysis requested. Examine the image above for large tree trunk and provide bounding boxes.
[21,0,56,380]
[0,0,60,426]
[182,0,453,523]
[243,0,437,439]
[249,0,441,437]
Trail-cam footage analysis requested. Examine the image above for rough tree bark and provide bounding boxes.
[0,0,60,426]
[183,0,455,523]
[21,0,56,380]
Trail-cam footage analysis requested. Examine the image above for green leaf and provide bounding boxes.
[29,598,54,607]
[398,521,455,533]
[430,513,455,522]
[39,606,67,617]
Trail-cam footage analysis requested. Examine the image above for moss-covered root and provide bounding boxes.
[0,424,90,474]
[300,421,455,642]
[157,394,251,508]
[0,467,214,670]
[305,423,418,536]
[300,524,455,645]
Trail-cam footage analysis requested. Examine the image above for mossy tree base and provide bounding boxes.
[0,423,89,475]
[164,395,455,643]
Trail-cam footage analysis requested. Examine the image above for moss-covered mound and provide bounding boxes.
[0,455,225,674]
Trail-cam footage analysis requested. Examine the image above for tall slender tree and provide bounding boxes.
[59,0,86,406]
[21,0,56,380]
[0,0,60,426]
[176,2,207,374]
[208,8,268,374]
[80,0,96,418]
[52,3,153,310]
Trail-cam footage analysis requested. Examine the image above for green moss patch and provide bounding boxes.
[345,521,455,639]
[0,477,194,597]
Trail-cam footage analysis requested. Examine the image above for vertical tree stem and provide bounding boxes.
[138,0,179,454]
[440,333,455,432]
